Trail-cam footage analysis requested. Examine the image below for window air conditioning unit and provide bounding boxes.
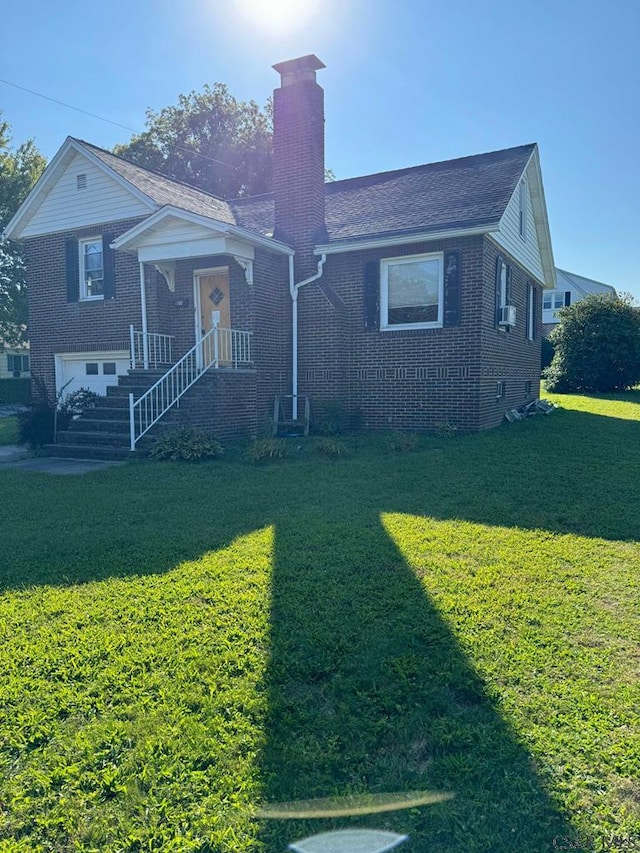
[499,305,516,327]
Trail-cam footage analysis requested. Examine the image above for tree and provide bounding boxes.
[543,294,640,393]
[114,83,273,199]
[0,117,46,344]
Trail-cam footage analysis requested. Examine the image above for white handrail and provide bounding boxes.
[129,325,174,369]
[129,326,252,450]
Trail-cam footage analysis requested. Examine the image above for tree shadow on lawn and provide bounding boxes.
[257,508,581,853]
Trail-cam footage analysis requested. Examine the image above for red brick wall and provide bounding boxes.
[298,236,484,432]
[24,220,291,433]
[24,217,146,398]
[159,369,258,441]
[273,78,326,280]
[297,234,542,432]
[479,237,542,429]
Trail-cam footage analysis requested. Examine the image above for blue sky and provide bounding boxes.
[2,0,639,298]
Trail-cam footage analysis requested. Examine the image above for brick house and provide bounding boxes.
[4,54,555,457]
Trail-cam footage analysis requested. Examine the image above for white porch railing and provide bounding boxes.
[129,325,174,369]
[129,326,253,450]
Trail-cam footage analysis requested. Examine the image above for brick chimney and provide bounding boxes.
[272,55,327,278]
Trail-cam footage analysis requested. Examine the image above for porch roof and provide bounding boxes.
[111,205,294,263]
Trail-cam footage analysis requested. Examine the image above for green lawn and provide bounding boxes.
[1,391,639,852]
[0,416,19,446]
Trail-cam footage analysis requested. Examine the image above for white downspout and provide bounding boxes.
[290,254,326,420]
[139,261,149,370]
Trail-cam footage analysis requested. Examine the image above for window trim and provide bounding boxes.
[380,251,444,331]
[7,354,29,373]
[78,237,105,301]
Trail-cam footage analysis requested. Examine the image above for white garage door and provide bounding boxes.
[55,351,130,399]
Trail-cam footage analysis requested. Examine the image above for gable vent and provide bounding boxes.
[76,173,87,190]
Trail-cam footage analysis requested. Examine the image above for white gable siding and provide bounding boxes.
[491,166,545,283]
[20,153,154,238]
[134,217,219,247]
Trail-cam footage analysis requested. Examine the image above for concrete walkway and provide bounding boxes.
[0,445,124,475]
[0,404,27,418]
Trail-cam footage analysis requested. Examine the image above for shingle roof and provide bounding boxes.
[79,139,535,246]
[77,140,237,226]
[231,144,536,244]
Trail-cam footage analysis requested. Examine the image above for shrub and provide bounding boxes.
[543,295,640,393]
[389,431,420,452]
[58,388,101,421]
[313,399,349,436]
[315,436,350,458]
[245,438,287,464]
[149,428,223,462]
[18,400,55,448]
[541,337,555,371]
[0,377,30,404]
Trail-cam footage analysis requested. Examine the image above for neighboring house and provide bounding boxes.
[542,268,616,333]
[3,54,555,457]
[0,342,30,380]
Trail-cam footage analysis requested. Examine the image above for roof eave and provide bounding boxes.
[516,145,556,289]
[314,223,499,255]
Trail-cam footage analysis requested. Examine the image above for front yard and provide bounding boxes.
[0,391,638,852]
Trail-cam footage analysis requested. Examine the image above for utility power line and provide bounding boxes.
[0,77,238,171]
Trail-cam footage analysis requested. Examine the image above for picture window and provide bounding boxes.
[380,252,444,330]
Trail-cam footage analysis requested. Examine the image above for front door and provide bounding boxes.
[195,268,231,367]
[197,269,230,337]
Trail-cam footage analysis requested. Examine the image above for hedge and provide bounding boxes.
[0,378,31,404]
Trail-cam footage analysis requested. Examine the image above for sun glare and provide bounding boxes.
[234,0,321,35]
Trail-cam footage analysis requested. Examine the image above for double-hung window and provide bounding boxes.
[380,252,443,330]
[79,237,104,300]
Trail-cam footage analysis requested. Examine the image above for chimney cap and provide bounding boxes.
[273,54,326,87]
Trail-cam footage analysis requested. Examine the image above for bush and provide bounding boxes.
[315,436,350,458]
[541,337,555,371]
[543,295,640,393]
[313,399,349,436]
[389,431,421,452]
[58,388,101,421]
[0,377,30,404]
[245,438,287,464]
[148,428,223,462]
[18,400,55,448]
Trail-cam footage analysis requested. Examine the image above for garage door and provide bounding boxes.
[55,351,130,399]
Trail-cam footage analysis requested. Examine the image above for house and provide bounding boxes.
[542,268,616,333]
[3,55,555,457]
[0,341,30,381]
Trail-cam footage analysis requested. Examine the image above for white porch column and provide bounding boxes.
[139,261,149,370]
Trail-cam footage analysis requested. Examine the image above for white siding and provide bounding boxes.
[0,347,30,379]
[134,217,217,247]
[491,164,545,283]
[20,153,153,237]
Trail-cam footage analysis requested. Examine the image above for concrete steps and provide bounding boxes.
[47,368,166,460]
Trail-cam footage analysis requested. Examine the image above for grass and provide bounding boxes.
[0,416,19,446]
[0,390,639,852]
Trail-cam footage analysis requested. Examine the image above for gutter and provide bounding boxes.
[289,254,326,420]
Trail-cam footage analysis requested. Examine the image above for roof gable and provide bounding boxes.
[489,146,555,287]
[4,138,157,240]
[556,268,616,297]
